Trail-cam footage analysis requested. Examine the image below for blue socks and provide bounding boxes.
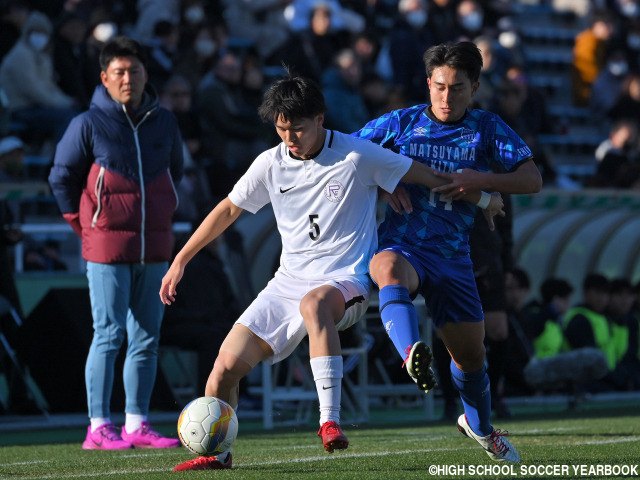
[450,360,492,436]
[379,285,492,437]
[378,285,420,359]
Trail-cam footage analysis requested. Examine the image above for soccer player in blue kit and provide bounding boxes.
[353,41,542,462]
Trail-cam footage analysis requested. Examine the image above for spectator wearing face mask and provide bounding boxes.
[175,21,227,91]
[590,49,630,118]
[385,0,434,104]
[456,0,485,40]
[0,11,80,150]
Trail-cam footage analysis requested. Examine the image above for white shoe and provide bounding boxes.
[457,414,520,462]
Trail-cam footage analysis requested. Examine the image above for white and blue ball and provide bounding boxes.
[177,396,238,456]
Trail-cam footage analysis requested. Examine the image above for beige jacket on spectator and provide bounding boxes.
[0,11,75,111]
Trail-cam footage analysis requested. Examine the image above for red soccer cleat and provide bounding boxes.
[173,453,232,471]
[318,421,348,453]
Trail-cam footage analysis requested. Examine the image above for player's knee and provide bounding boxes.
[485,322,508,341]
[207,355,243,394]
[370,256,399,286]
[451,343,486,372]
[371,252,416,289]
[300,290,343,329]
[484,311,508,340]
[299,293,321,320]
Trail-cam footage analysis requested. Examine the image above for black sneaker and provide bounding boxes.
[403,341,438,394]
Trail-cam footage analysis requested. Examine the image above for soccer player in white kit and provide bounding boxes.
[160,73,504,471]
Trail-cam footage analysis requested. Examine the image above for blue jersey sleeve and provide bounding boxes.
[352,110,402,151]
[479,111,533,173]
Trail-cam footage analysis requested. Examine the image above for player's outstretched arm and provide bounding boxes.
[431,159,542,199]
[160,197,243,305]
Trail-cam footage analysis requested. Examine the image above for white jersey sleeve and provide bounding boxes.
[228,149,273,214]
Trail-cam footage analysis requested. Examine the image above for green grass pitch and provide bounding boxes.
[1,403,639,480]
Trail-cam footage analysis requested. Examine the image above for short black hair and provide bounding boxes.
[609,278,632,295]
[583,273,609,292]
[153,20,176,37]
[423,41,483,84]
[508,267,530,290]
[99,36,147,72]
[258,68,327,124]
[540,278,573,304]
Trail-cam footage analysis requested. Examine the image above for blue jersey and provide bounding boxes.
[353,104,533,259]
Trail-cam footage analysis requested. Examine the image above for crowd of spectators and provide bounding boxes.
[2,1,640,202]
[0,2,571,199]
[574,1,640,189]
[499,269,640,401]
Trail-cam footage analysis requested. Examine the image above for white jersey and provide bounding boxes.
[229,130,412,280]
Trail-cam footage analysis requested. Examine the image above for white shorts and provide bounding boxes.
[236,269,371,364]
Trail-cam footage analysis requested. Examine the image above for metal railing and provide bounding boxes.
[13,222,192,272]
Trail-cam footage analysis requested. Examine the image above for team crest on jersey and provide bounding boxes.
[461,128,476,143]
[324,179,345,203]
[412,126,428,137]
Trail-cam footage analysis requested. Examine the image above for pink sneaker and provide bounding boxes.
[121,421,180,449]
[82,424,133,450]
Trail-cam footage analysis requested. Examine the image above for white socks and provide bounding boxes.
[310,356,343,425]
[90,417,111,432]
[124,413,147,434]
[215,449,231,463]
[90,414,148,433]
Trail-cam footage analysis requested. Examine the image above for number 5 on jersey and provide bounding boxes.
[309,214,320,241]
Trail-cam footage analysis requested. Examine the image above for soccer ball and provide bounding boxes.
[177,396,238,456]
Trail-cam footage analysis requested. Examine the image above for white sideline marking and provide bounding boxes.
[518,427,576,434]
[120,451,176,458]
[241,447,460,466]
[581,437,640,445]
[2,461,48,466]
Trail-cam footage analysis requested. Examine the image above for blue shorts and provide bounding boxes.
[377,244,484,328]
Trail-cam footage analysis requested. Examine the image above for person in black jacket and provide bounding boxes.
[469,190,514,418]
